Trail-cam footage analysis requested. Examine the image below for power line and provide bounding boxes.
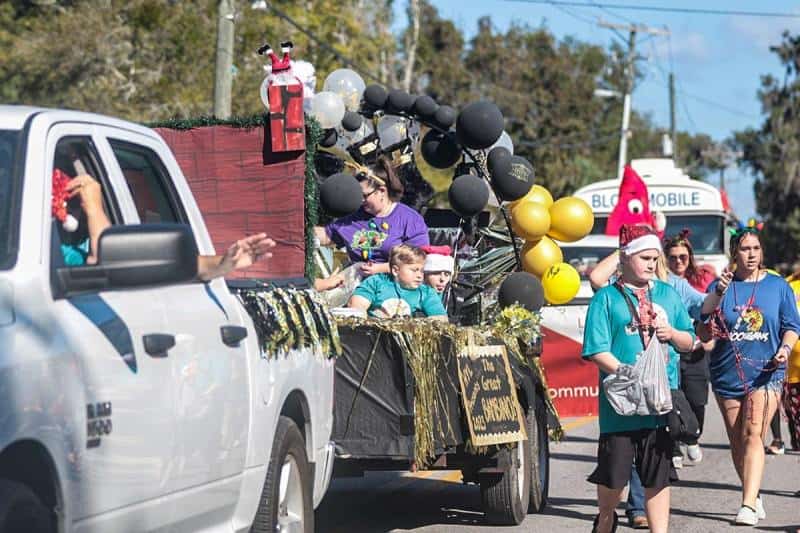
[504,0,800,18]
[260,3,383,83]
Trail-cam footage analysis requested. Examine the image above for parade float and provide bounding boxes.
[151,43,597,525]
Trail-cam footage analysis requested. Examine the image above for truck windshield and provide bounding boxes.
[0,130,21,269]
[589,214,725,255]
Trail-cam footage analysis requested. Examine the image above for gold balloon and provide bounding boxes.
[542,262,581,305]
[511,201,551,241]
[547,196,594,242]
[521,236,563,278]
[510,184,554,211]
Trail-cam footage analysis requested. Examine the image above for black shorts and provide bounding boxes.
[588,427,673,490]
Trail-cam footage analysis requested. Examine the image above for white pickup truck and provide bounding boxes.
[0,106,334,532]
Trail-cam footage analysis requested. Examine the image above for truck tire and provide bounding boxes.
[0,479,53,533]
[479,430,531,525]
[251,416,314,533]
[527,398,550,513]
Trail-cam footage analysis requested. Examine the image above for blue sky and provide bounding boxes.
[392,1,800,219]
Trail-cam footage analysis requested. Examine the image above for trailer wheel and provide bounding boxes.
[527,398,550,513]
[0,479,53,533]
[479,432,531,525]
[251,416,314,533]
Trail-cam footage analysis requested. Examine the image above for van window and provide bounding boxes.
[108,140,183,224]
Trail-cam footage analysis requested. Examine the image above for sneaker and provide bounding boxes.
[672,455,683,469]
[755,496,766,520]
[735,505,758,526]
[687,444,703,463]
[765,440,785,455]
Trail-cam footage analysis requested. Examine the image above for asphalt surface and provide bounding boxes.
[315,406,800,532]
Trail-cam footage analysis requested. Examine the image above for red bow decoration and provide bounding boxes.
[52,169,78,232]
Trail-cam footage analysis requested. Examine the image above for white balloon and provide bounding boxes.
[311,91,346,129]
[492,130,514,155]
[259,77,271,109]
[322,68,366,112]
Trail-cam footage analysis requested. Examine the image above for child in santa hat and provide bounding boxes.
[421,245,454,295]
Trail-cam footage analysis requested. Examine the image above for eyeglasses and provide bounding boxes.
[362,188,378,201]
[667,254,689,263]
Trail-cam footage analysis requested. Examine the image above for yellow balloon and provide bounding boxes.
[511,201,551,241]
[548,196,594,242]
[542,262,581,305]
[521,236,563,277]
[510,184,554,211]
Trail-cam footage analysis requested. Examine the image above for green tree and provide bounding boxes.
[732,31,800,265]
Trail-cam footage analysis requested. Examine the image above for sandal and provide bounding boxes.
[591,511,618,533]
[766,439,785,455]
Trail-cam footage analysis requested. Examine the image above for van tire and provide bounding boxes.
[251,416,314,533]
[0,479,53,533]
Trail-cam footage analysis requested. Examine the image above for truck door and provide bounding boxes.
[44,127,179,531]
[97,130,250,526]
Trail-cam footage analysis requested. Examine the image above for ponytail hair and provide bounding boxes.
[372,156,405,201]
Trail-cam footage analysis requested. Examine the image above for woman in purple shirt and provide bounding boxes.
[314,157,429,278]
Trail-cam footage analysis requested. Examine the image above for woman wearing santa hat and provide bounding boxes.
[582,224,695,533]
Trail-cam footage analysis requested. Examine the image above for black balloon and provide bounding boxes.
[491,155,534,202]
[433,105,457,130]
[319,173,362,218]
[341,111,363,132]
[456,101,504,149]
[319,128,338,148]
[487,146,512,178]
[448,174,489,218]
[412,95,439,119]
[498,272,545,312]
[363,84,388,109]
[386,89,415,114]
[420,130,461,169]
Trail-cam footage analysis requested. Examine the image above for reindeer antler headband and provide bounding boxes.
[343,160,386,185]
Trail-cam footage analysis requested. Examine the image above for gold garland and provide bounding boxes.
[236,287,342,359]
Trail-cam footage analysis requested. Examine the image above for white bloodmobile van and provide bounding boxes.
[574,158,731,275]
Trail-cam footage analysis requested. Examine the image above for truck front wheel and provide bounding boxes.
[251,416,314,533]
[0,479,53,533]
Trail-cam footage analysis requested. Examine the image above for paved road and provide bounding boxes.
[316,405,799,532]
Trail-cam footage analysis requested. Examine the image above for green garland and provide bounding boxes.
[145,114,268,130]
[304,115,323,279]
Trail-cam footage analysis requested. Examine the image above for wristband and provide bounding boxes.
[780,343,792,354]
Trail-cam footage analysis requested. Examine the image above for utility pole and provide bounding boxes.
[599,20,670,179]
[669,72,677,161]
[214,0,235,119]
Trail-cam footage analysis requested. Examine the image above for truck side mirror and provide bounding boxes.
[55,224,198,296]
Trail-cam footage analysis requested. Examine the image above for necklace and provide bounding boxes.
[730,269,761,318]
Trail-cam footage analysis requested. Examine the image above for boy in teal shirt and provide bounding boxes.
[349,244,447,319]
[582,224,694,533]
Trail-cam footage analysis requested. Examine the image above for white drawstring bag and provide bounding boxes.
[603,335,672,416]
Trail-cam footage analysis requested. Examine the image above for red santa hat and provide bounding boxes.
[619,224,660,255]
[421,245,454,273]
[52,168,78,232]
